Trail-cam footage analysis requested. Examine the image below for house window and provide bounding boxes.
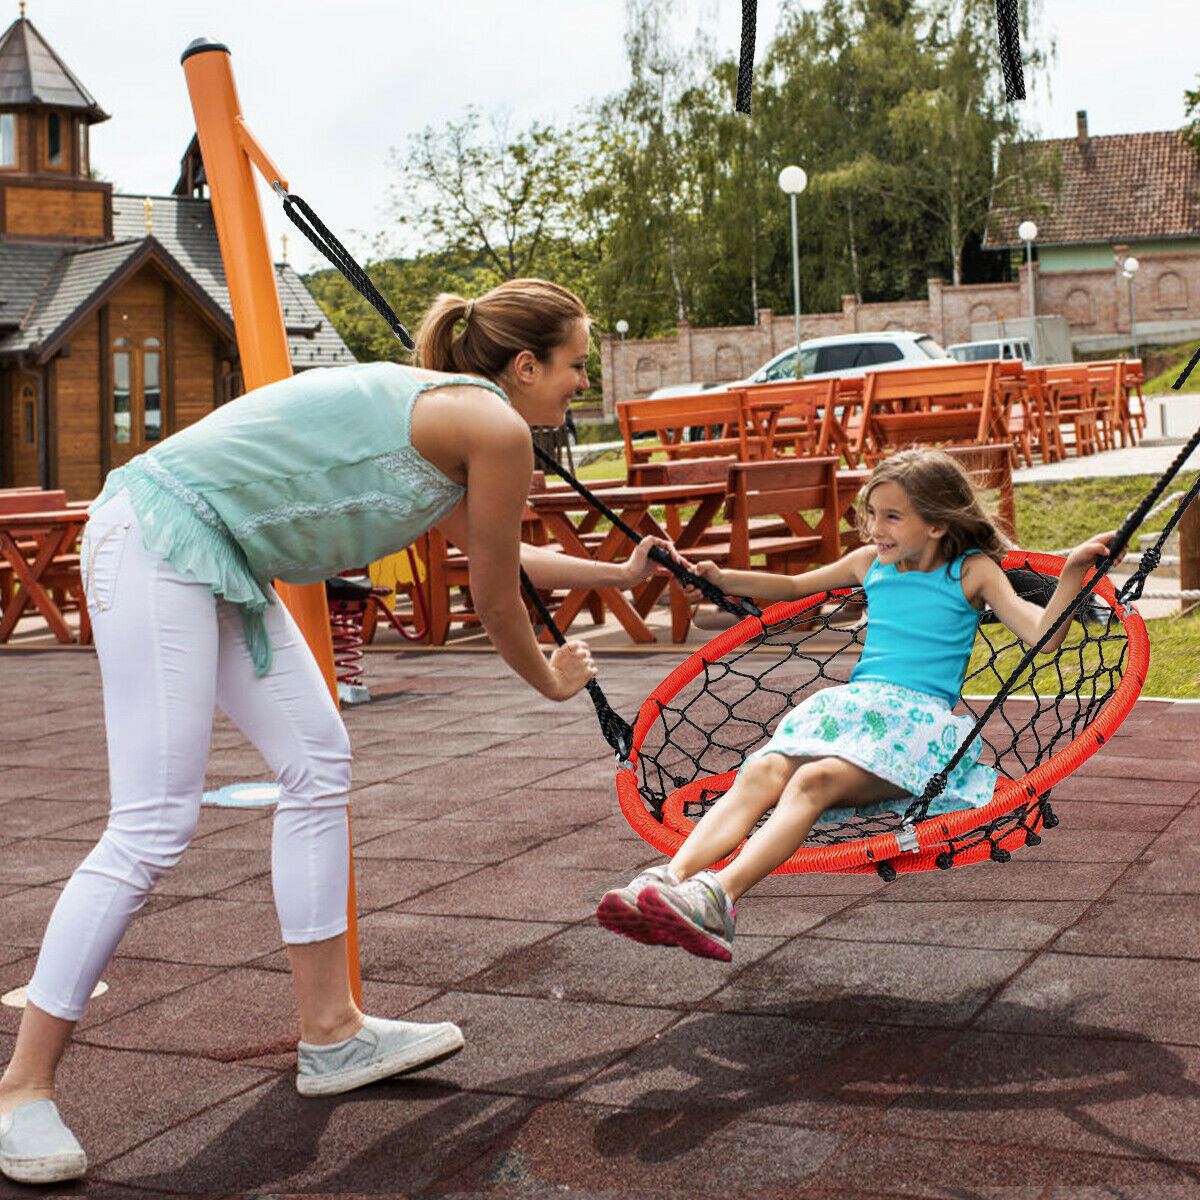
[144,338,162,441]
[0,113,15,167]
[47,112,63,167]
[113,338,131,443]
[78,122,88,175]
[22,387,36,446]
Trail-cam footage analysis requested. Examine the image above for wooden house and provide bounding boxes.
[0,11,354,498]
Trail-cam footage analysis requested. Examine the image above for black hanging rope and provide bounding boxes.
[733,0,1027,110]
[530,443,761,621]
[519,568,633,760]
[277,187,414,351]
[736,0,756,115]
[994,0,1025,102]
[1174,347,1200,391]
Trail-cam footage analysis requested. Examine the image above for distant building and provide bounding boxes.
[985,110,1200,349]
[0,12,354,497]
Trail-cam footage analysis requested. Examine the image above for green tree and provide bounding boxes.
[388,108,581,282]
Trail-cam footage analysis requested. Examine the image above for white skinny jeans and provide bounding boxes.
[26,488,352,1021]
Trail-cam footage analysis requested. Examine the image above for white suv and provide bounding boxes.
[728,331,953,387]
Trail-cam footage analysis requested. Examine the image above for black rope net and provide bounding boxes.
[625,555,1144,879]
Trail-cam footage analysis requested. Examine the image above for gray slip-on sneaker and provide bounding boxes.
[0,1099,87,1185]
[596,864,679,944]
[295,1014,464,1097]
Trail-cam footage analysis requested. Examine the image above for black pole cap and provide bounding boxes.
[181,37,230,64]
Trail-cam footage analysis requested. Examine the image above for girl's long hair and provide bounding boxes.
[856,447,1008,566]
[413,278,588,382]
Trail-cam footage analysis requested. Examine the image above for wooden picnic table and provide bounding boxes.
[526,480,728,643]
[0,508,90,643]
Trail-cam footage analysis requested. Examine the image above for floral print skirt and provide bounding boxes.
[741,680,998,826]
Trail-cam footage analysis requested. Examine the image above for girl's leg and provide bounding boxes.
[213,595,359,1045]
[668,753,801,883]
[716,757,905,901]
[1,496,220,1112]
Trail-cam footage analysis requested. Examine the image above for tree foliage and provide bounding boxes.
[307,0,1051,363]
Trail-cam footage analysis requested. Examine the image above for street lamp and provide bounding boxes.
[779,165,808,378]
[1017,219,1038,361]
[1122,257,1140,360]
[613,319,629,420]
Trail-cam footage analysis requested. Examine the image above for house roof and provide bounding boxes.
[0,237,234,357]
[0,240,63,330]
[113,194,356,370]
[0,16,108,121]
[986,128,1200,249]
[0,193,355,369]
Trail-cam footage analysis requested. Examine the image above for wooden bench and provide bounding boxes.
[939,443,1018,543]
[698,456,844,576]
[732,376,857,464]
[617,392,763,468]
[856,362,1008,465]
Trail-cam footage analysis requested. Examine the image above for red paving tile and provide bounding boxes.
[2,649,1200,1196]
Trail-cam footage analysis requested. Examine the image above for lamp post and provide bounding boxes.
[1017,219,1038,361]
[1122,257,1140,360]
[613,318,629,420]
[779,165,808,377]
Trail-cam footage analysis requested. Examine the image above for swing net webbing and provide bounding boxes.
[275,179,1195,882]
[616,551,1149,880]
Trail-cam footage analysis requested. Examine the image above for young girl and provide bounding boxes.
[0,278,683,1185]
[597,447,1119,962]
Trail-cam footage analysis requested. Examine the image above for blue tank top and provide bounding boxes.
[849,552,983,707]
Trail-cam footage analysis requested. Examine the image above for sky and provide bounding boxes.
[14,0,1200,274]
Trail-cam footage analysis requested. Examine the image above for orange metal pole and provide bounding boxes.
[181,39,362,1007]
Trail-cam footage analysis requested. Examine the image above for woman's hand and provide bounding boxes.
[547,640,598,700]
[681,560,724,603]
[1065,530,1124,573]
[621,536,691,587]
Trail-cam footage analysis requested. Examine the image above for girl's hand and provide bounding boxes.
[682,560,723,602]
[547,640,597,700]
[622,536,691,587]
[1065,530,1124,573]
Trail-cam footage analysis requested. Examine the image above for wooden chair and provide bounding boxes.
[1122,359,1147,439]
[1085,361,1130,450]
[1041,365,1101,456]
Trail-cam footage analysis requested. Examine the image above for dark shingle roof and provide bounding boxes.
[113,193,355,368]
[0,17,108,120]
[986,129,1200,248]
[0,241,64,330]
[0,193,355,365]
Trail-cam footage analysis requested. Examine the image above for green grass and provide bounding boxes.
[1145,338,1200,394]
[1014,472,1199,552]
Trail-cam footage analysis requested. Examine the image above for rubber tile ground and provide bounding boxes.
[1,647,1198,1199]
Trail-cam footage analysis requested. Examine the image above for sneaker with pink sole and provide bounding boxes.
[636,869,736,961]
[596,865,678,944]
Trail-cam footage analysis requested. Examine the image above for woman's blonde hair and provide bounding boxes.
[413,278,589,381]
[856,447,1007,566]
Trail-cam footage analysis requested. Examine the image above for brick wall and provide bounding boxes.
[599,249,1200,413]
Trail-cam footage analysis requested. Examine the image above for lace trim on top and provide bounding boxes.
[139,453,227,533]
[369,444,465,501]
[231,490,449,540]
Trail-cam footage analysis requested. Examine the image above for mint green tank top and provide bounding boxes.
[91,363,509,675]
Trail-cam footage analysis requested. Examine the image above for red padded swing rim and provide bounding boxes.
[615,550,1150,875]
